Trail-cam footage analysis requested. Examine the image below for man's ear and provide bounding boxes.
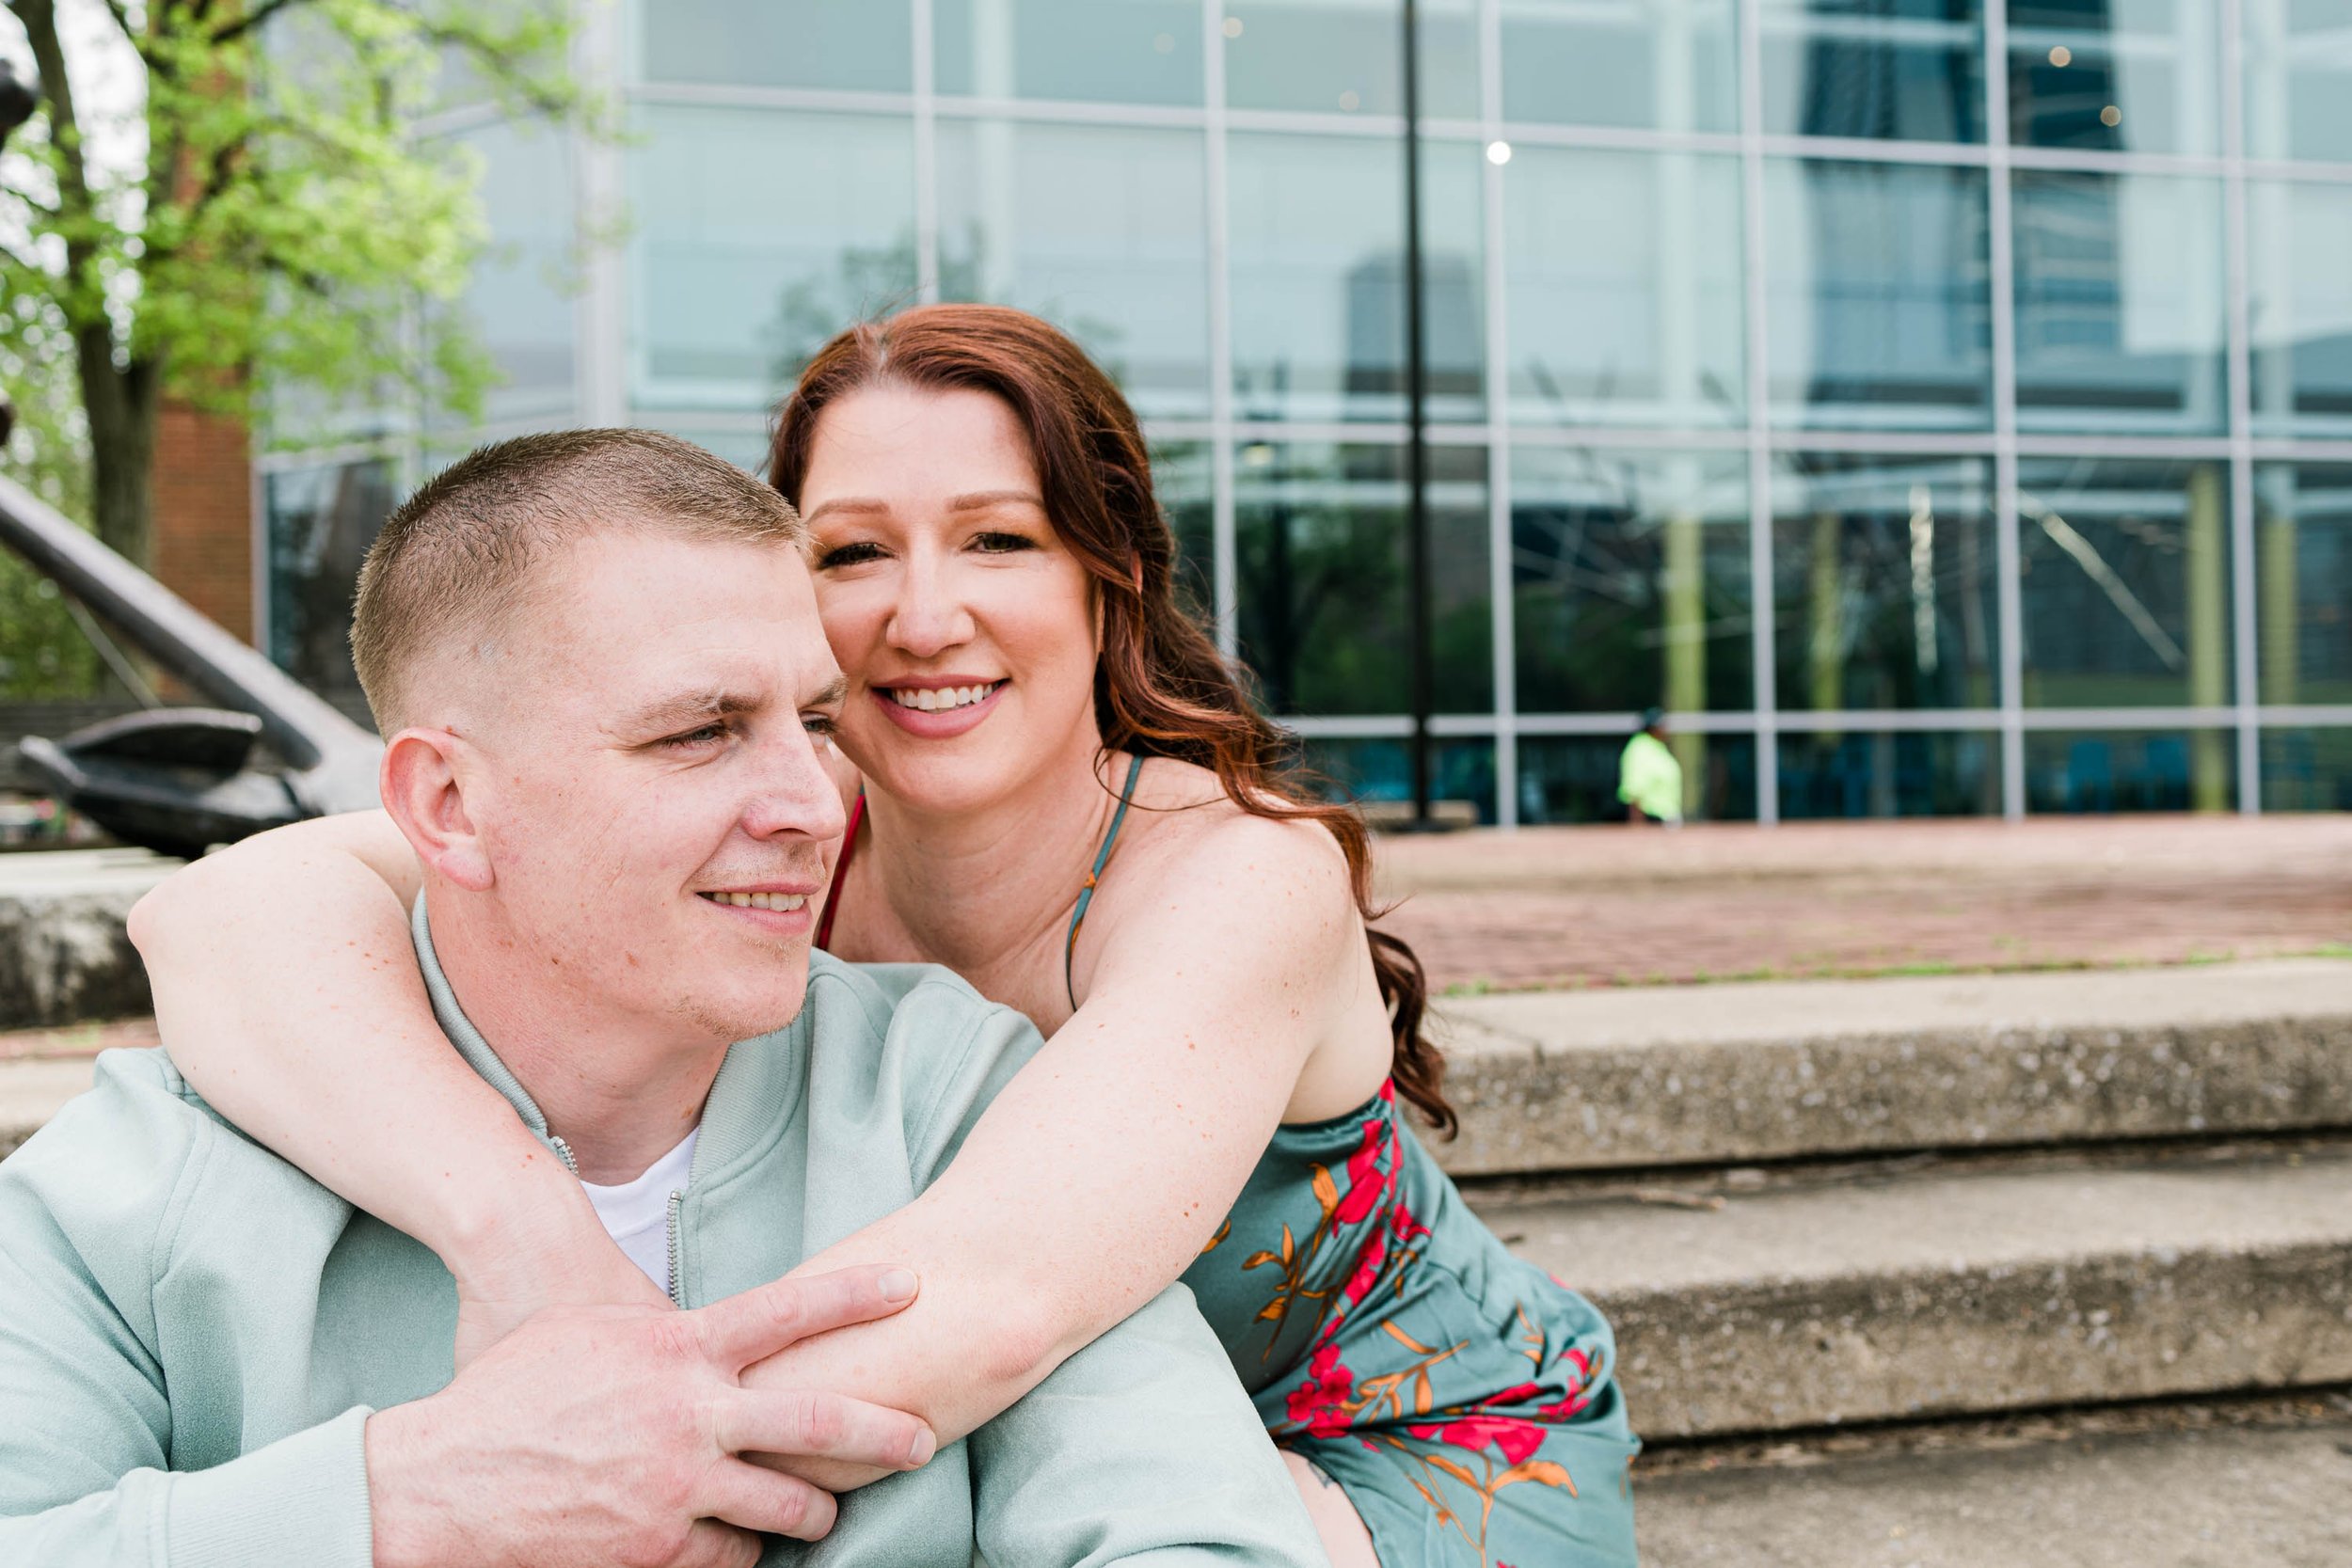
[380,728,495,892]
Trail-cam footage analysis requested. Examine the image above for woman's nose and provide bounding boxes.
[887,556,975,657]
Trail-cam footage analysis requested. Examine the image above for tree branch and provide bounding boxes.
[207,0,308,48]
[96,0,170,80]
[416,19,578,121]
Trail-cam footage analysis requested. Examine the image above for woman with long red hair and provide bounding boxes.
[132,306,1637,1565]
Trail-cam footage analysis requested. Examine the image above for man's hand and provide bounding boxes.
[366,1265,937,1568]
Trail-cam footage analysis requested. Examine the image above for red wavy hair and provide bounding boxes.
[767,305,1454,1134]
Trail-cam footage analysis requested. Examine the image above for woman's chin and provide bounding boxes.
[857,740,1025,816]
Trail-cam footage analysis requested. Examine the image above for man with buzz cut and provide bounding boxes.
[0,429,1326,1568]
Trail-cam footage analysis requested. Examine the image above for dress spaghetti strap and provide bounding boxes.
[1065,753,1146,1009]
[816,754,1142,992]
[814,791,865,952]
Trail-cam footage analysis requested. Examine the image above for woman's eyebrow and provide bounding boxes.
[946,489,1045,512]
[802,497,889,526]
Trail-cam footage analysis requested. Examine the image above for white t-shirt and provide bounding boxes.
[580,1128,698,1296]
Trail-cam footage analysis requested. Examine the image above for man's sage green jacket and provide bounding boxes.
[0,903,1326,1568]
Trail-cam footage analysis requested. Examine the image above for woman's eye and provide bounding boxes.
[816,540,885,569]
[971,531,1035,555]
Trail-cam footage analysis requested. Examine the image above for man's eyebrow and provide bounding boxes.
[614,689,761,735]
[807,673,849,709]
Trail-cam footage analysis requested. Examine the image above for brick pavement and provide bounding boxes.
[8,816,2344,1055]
[1370,815,2352,993]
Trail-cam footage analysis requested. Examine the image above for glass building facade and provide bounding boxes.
[259,0,2352,823]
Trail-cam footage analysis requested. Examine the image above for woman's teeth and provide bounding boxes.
[887,682,1001,712]
[704,891,808,911]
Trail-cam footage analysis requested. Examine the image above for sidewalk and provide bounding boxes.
[1639,1411,2352,1567]
[1372,815,2352,991]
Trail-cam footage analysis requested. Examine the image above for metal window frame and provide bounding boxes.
[254,0,2352,827]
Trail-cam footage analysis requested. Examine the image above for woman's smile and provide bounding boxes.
[872,676,1009,737]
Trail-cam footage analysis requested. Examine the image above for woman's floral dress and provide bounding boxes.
[1184,1081,1640,1567]
[822,766,1639,1565]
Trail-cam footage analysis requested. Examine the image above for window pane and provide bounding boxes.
[1771,454,1998,711]
[1223,0,1479,119]
[2016,459,2235,709]
[265,460,396,709]
[627,422,773,475]
[1228,134,1484,423]
[1761,0,1984,142]
[935,0,1204,105]
[1519,732,1759,822]
[937,120,1211,420]
[1506,149,1745,430]
[442,122,575,428]
[1511,448,1753,713]
[1301,737,1497,824]
[2252,463,2352,705]
[2261,728,2352,812]
[1765,159,1992,430]
[1233,443,1491,715]
[2011,172,2226,436]
[2249,180,2352,440]
[1500,0,1739,132]
[2026,729,2236,812]
[638,0,913,91]
[1152,439,1216,626]
[2007,0,2220,155]
[2244,0,2352,162]
[632,108,917,414]
[1778,731,2001,816]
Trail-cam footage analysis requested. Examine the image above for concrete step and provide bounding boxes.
[0,848,175,1030]
[0,1055,99,1159]
[1636,1409,2352,1567]
[1434,958,2352,1177]
[1471,1142,2352,1442]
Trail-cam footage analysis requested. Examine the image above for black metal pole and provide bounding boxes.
[1401,0,1433,828]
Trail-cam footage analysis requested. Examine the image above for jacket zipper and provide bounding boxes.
[665,1191,685,1307]
[556,1132,684,1307]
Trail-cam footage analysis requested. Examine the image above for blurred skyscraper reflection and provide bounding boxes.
[260,0,2352,823]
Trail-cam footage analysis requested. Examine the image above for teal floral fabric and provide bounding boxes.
[1184,1082,1640,1567]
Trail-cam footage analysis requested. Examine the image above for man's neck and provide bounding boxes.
[425,903,724,1186]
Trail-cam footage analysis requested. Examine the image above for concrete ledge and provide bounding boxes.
[1487,1148,2352,1441]
[0,849,175,1030]
[0,1056,99,1159]
[1436,959,2352,1175]
[1637,1417,2352,1567]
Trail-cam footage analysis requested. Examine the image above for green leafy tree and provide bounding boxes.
[0,0,586,570]
[0,279,105,700]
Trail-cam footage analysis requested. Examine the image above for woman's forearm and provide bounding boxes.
[739,817,1360,1490]
[126,813,615,1296]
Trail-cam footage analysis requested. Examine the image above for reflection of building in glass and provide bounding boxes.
[263,461,396,720]
[255,0,2352,823]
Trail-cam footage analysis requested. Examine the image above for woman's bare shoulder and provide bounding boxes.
[1119,754,1359,896]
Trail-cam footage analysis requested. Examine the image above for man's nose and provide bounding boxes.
[887,552,975,658]
[742,726,850,846]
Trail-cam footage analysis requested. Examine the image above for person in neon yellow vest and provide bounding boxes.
[1619,707,1684,826]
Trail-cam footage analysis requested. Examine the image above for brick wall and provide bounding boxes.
[150,401,253,644]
